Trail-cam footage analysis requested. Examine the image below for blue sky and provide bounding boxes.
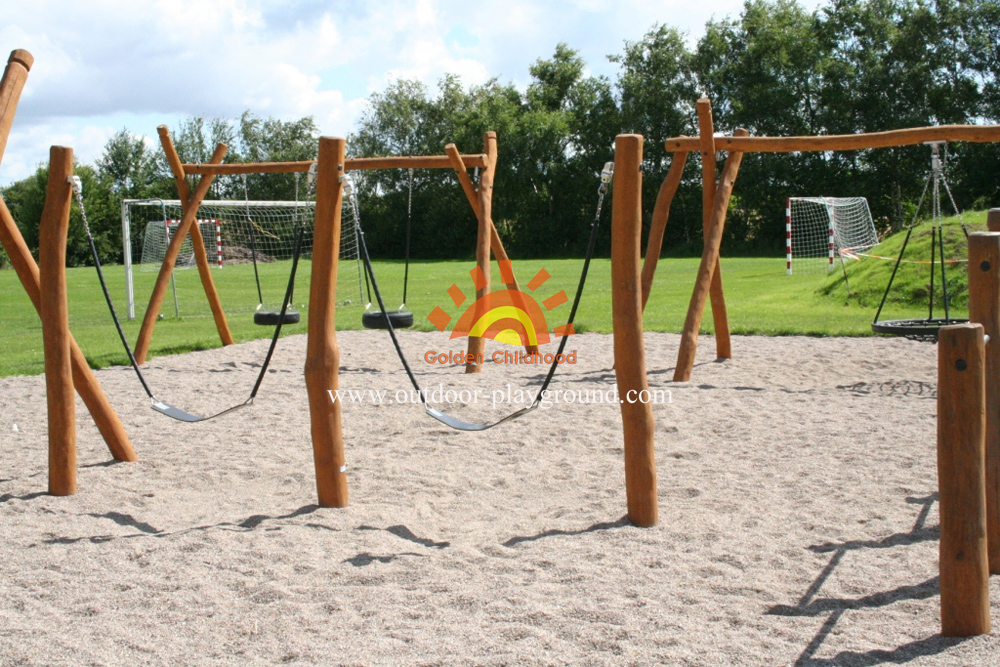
[0,0,824,185]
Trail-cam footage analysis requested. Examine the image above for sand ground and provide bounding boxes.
[1,330,999,666]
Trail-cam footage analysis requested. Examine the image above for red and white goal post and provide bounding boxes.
[786,197,878,275]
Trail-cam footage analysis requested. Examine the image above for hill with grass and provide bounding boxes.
[818,210,989,312]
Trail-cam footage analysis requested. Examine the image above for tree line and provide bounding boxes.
[2,0,998,268]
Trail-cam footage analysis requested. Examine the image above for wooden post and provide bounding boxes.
[641,151,688,311]
[39,147,76,495]
[305,136,349,508]
[937,322,990,637]
[157,125,234,348]
[465,132,495,373]
[611,134,657,527]
[987,208,1000,233]
[674,129,749,381]
[0,49,135,464]
[697,99,732,359]
[445,141,538,355]
[0,49,32,163]
[968,233,1000,574]
[134,143,228,364]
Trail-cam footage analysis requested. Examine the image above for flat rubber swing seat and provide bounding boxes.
[255,310,300,326]
[362,310,413,329]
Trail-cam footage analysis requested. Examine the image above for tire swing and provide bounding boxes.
[359,168,414,330]
[246,173,302,326]
[871,141,968,342]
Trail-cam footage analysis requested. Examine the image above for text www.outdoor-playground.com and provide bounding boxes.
[327,384,672,410]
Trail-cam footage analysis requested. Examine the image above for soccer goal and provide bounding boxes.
[122,199,364,320]
[785,197,878,275]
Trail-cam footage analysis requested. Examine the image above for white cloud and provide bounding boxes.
[0,0,826,185]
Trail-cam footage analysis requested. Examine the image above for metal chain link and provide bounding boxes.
[68,175,94,238]
[593,160,614,226]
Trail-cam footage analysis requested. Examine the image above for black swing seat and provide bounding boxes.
[362,309,413,330]
[255,309,300,326]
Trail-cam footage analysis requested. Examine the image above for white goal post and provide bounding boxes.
[121,198,364,320]
[785,197,878,275]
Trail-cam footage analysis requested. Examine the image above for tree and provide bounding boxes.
[1,162,117,266]
[95,129,159,199]
[613,25,700,252]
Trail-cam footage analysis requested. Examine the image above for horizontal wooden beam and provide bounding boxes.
[664,124,1000,153]
[182,153,489,175]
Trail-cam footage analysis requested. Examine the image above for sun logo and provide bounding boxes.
[427,260,574,346]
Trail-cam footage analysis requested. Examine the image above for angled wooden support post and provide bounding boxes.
[0,49,135,464]
[968,232,1000,574]
[0,49,32,162]
[39,146,77,495]
[134,142,228,364]
[674,129,749,382]
[611,134,658,527]
[306,136,349,508]
[641,150,688,311]
[697,99,732,359]
[464,132,496,373]
[937,322,990,637]
[445,140,538,355]
[157,125,233,349]
[0,199,136,462]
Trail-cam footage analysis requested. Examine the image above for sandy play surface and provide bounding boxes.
[1,330,999,666]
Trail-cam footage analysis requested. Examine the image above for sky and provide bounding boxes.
[0,0,826,186]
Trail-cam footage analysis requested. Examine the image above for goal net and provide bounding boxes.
[785,197,878,275]
[122,199,364,320]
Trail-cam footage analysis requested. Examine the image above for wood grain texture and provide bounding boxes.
[967,233,1000,574]
[305,136,349,508]
[937,323,990,636]
[447,139,538,356]
[664,124,1000,153]
[39,146,77,495]
[0,49,32,164]
[611,134,657,527]
[674,129,749,381]
[641,151,687,311]
[134,143,228,364]
[182,154,489,175]
[465,132,496,373]
[697,99,731,360]
[0,196,136,463]
[157,125,233,348]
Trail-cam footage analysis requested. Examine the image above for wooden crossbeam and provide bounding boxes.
[181,154,489,175]
[665,124,1000,153]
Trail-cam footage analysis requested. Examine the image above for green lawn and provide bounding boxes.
[0,249,944,378]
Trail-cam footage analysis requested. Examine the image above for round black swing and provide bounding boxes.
[870,141,968,343]
[254,309,300,326]
[244,173,305,328]
[361,309,413,329]
[361,168,415,331]
[871,318,968,343]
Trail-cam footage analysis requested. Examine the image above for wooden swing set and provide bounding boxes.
[634,96,1000,636]
[132,127,538,369]
[640,97,1000,383]
[0,47,658,529]
[169,133,658,527]
[0,50,137,496]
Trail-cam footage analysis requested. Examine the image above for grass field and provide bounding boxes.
[0,245,947,377]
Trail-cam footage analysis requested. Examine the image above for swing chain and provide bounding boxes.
[68,175,94,238]
[307,162,318,195]
[593,161,614,225]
